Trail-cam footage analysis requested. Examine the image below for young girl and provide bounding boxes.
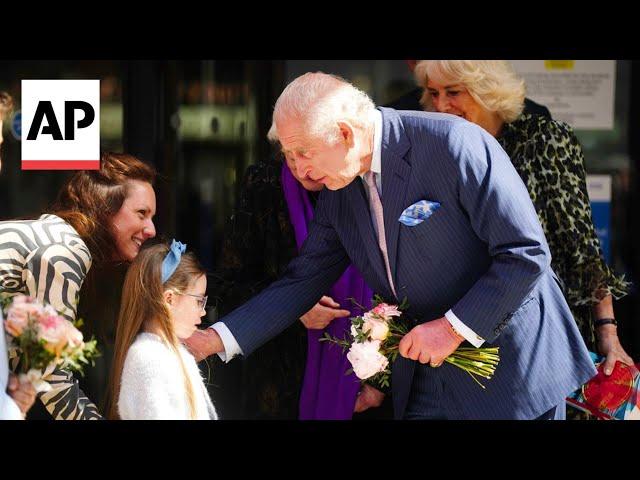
[107,240,217,420]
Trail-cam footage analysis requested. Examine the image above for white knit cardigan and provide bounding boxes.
[118,333,218,420]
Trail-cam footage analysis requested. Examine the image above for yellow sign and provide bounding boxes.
[544,60,575,70]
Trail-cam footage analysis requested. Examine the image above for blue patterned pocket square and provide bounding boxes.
[398,200,441,226]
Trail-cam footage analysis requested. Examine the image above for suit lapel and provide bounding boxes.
[346,177,390,296]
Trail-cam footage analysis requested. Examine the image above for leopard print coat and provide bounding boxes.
[498,113,630,349]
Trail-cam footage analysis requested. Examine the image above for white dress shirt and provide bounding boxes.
[211,109,484,361]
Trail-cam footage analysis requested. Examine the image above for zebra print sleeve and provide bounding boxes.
[22,242,102,419]
[22,243,88,321]
[38,368,102,420]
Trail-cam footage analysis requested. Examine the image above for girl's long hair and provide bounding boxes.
[106,242,206,420]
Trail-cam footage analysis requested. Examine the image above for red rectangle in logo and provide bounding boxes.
[21,160,100,170]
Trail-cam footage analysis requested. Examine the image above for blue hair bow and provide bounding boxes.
[161,239,187,283]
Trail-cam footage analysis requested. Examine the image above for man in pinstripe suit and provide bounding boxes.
[185,72,596,419]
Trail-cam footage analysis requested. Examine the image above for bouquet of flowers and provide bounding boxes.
[2,294,99,393]
[321,295,500,389]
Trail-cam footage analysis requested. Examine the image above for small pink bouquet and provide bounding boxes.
[321,295,500,389]
[2,294,98,392]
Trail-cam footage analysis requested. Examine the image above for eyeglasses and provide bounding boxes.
[175,292,208,311]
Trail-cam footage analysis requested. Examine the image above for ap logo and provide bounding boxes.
[21,80,100,170]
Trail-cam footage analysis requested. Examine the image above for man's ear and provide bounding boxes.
[163,289,175,306]
[337,121,355,147]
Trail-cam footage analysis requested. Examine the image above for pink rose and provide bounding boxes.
[37,314,71,356]
[11,294,35,305]
[4,302,43,337]
[371,303,401,320]
[346,340,389,380]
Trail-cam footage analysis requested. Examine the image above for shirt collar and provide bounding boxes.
[370,109,382,176]
[360,109,382,180]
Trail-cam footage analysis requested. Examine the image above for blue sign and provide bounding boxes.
[11,111,21,140]
[590,202,611,264]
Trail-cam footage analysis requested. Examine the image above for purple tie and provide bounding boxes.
[364,171,397,298]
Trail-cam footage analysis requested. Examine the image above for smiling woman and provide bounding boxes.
[109,180,157,262]
[0,151,157,420]
[51,152,157,266]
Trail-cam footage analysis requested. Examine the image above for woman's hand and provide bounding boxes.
[354,384,385,413]
[597,324,634,376]
[300,296,350,330]
[593,296,634,376]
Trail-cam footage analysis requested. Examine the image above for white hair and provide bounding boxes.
[414,60,526,123]
[267,72,376,145]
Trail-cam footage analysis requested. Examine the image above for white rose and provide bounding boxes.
[363,317,390,341]
[346,340,389,380]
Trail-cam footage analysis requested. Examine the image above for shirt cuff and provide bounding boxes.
[210,323,243,363]
[445,309,485,348]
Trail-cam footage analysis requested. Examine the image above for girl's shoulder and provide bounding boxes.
[127,333,171,357]
[123,333,177,379]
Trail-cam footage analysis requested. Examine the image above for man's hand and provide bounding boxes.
[597,324,634,376]
[300,296,350,330]
[398,317,464,367]
[7,374,36,417]
[183,328,224,362]
[354,384,385,413]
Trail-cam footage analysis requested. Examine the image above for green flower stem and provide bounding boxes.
[465,371,487,389]
[457,347,499,352]
[445,357,496,378]
[451,365,492,373]
[451,352,493,358]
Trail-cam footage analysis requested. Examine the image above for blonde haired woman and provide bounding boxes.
[108,240,217,420]
[414,60,633,382]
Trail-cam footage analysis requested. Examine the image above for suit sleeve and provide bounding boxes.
[220,192,350,356]
[447,122,551,342]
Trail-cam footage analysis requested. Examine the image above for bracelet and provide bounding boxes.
[595,318,617,328]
